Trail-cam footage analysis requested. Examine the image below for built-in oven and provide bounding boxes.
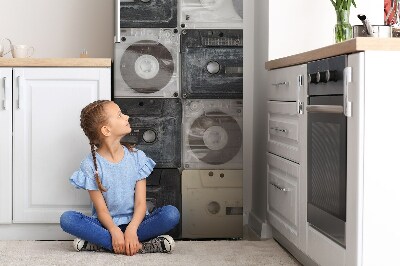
[306,55,348,248]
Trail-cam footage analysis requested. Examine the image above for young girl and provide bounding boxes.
[60,100,180,256]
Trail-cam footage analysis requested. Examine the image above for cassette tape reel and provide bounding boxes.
[181,29,243,99]
[180,0,243,29]
[114,28,179,98]
[182,169,243,238]
[183,99,243,169]
[146,169,182,238]
[120,0,177,28]
[114,98,182,168]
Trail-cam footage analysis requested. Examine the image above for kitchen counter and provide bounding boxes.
[265,37,400,70]
[0,58,111,67]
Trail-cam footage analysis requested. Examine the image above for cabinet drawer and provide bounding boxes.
[267,153,299,244]
[267,101,299,163]
[266,64,306,101]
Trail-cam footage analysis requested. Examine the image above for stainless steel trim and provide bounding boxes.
[269,181,290,192]
[308,204,346,247]
[272,81,289,87]
[115,0,121,43]
[2,77,6,110]
[306,105,343,114]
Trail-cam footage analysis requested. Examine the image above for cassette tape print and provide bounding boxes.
[120,0,177,28]
[183,99,243,169]
[182,169,243,238]
[181,29,243,99]
[146,169,182,238]
[180,0,243,29]
[114,98,182,168]
[114,28,179,98]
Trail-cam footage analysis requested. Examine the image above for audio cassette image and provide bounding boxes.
[146,168,182,239]
[181,169,243,239]
[114,28,179,98]
[114,98,182,168]
[120,0,177,28]
[180,0,243,29]
[183,99,243,169]
[181,29,243,99]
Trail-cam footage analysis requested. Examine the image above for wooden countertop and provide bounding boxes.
[265,37,400,70]
[0,58,111,67]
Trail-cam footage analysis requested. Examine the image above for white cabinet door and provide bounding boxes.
[12,67,111,223]
[267,152,300,246]
[0,68,12,224]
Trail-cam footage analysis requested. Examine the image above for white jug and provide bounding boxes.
[0,38,12,57]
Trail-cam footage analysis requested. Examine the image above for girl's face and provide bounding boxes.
[102,101,131,138]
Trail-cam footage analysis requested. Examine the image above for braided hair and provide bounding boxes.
[80,100,110,192]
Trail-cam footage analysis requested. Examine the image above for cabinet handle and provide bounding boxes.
[114,0,121,43]
[272,81,289,87]
[306,105,343,114]
[270,127,288,134]
[269,181,290,192]
[2,77,6,110]
[17,76,23,109]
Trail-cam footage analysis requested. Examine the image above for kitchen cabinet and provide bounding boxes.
[0,66,110,239]
[265,64,307,252]
[266,39,400,266]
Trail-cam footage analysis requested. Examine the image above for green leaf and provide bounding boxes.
[330,0,336,8]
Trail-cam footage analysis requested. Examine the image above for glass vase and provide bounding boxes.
[335,9,352,43]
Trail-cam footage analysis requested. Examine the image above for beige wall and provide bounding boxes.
[0,0,114,58]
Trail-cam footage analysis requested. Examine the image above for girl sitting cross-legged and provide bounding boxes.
[60,100,180,256]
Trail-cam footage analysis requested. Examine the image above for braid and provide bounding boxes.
[80,100,111,192]
[90,143,107,192]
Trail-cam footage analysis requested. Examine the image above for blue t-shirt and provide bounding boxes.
[70,146,156,226]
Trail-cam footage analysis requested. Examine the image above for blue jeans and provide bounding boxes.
[60,205,180,252]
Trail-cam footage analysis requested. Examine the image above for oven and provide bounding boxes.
[306,55,348,248]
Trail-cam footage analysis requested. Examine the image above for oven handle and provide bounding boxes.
[306,105,343,114]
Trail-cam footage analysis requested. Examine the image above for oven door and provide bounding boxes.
[306,95,347,248]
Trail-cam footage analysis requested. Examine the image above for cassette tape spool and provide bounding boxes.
[114,28,179,98]
[146,168,182,238]
[181,29,243,99]
[182,169,243,239]
[180,0,243,29]
[120,0,177,28]
[183,99,243,169]
[114,98,182,168]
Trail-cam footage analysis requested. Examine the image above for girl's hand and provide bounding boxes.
[124,227,141,256]
[110,227,126,254]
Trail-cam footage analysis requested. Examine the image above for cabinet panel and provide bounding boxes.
[0,68,12,224]
[266,64,306,101]
[12,68,111,223]
[267,101,299,163]
[267,152,299,246]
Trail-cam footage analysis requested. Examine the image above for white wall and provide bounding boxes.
[268,0,383,59]
[0,0,114,58]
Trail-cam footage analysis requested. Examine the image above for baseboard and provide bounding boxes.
[272,228,318,266]
[248,211,272,239]
[0,224,73,240]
